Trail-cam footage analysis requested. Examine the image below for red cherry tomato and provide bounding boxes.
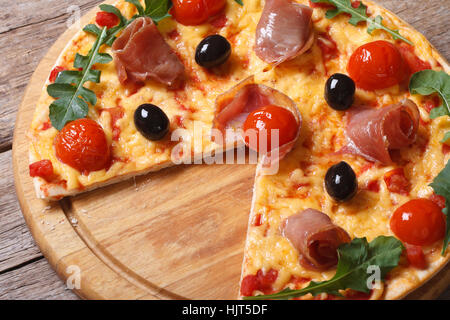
[404,243,427,269]
[390,199,446,246]
[172,0,226,25]
[95,11,119,29]
[54,119,110,174]
[29,159,54,181]
[383,168,410,195]
[205,0,226,16]
[172,0,209,25]
[49,66,65,83]
[347,40,408,91]
[243,105,298,153]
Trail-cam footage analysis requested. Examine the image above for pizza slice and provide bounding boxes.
[236,0,450,300]
[28,0,259,200]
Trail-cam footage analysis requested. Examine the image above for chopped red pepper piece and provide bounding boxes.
[29,159,54,181]
[95,11,119,29]
[405,243,427,269]
[240,269,278,296]
[383,168,410,195]
[49,66,65,83]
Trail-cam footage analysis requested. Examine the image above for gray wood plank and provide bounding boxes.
[0,150,42,273]
[0,258,78,300]
[380,0,450,60]
[0,0,103,152]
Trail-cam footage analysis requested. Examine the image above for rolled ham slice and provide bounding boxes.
[212,76,301,166]
[281,209,351,271]
[343,99,420,164]
[112,17,185,88]
[255,0,314,65]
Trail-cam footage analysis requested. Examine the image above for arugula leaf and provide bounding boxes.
[430,161,450,254]
[48,27,112,130]
[145,0,172,22]
[409,70,450,119]
[441,132,450,143]
[310,0,413,45]
[243,236,403,300]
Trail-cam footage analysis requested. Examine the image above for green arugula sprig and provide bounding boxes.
[243,236,403,300]
[311,0,413,45]
[48,27,112,130]
[430,161,450,254]
[410,70,450,142]
[48,0,173,130]
[409,69,450,254]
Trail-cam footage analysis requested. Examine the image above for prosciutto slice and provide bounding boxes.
[213,76,301,166]
[343,99,420,164]
[255,0,314,65]
[112,17,185,88]
[281,209,351,271]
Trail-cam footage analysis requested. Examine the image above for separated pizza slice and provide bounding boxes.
[28,0,263,200]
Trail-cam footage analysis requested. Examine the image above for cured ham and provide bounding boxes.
[212,76,301,164]
[343,99,420,164]
[254,0,314,65]
[281,209,351,271]
[112,17,185,88]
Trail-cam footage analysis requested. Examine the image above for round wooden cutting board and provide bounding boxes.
[12,1,450,299]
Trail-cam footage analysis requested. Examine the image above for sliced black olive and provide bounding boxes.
[325,73,355,111]
[195,35,231,68]
[325,161,358,202]
[134,104,169,141]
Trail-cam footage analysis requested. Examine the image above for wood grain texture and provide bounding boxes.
[0,0,103,152]
[3,0,450,299]
[0,258,78,300]
[0,150,42,272]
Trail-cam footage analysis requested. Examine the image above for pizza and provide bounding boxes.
[27,0,450,300]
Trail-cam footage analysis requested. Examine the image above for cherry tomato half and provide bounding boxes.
[172,0,226,25]
[347,40,408,91]
[95,11,119,29]
[243,105,298,153]
[390,199,445,246]
[54,119,110,174]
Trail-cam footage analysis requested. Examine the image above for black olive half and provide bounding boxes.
[134,104,170,141]
[195,35,231,68]
[325,73,355,111]
[324,161,358,202]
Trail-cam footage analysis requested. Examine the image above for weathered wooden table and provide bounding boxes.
[1,0,449,299]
